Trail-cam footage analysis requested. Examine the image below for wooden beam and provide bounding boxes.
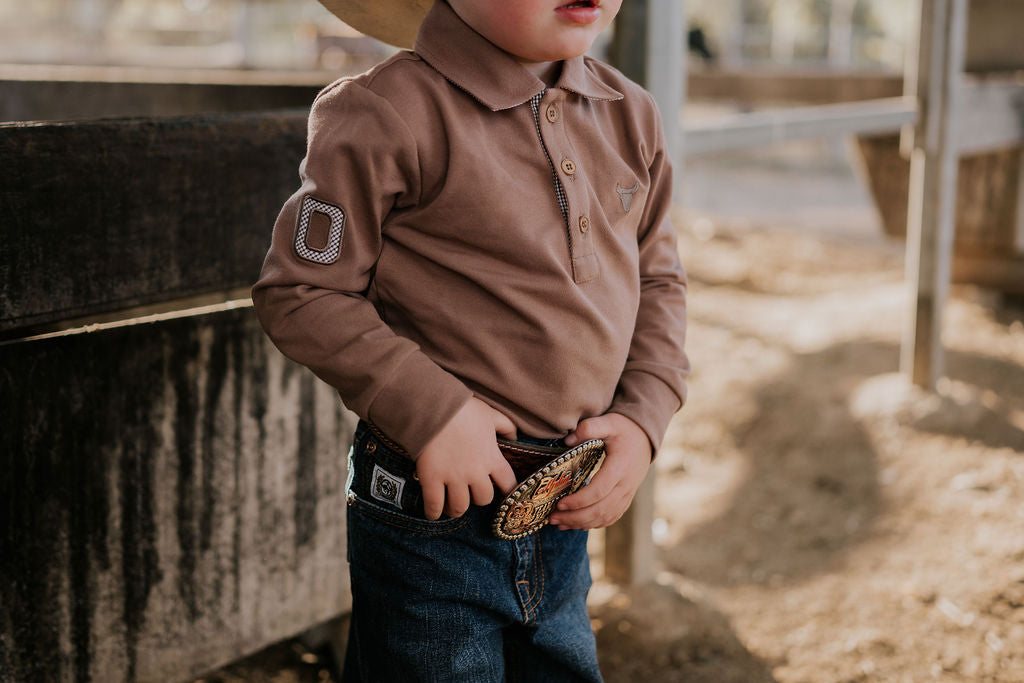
[0,112,306,336]
[684,96,918,156]
[604,0,685,586]
[686,68,903,105]
[604,470,656,585]
[953,252,1024,295]
[965,0,1024,73]
[607,1,648,85]
[1018,151,1024,254]
[901,0,968,390]
[646,0,686,197]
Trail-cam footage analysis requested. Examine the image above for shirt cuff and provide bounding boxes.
[608,372,685,456]
[366,351,474,457]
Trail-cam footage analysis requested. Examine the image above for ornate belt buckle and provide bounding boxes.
[492,439,606,540]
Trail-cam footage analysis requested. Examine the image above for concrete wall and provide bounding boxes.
[1,310,355,682]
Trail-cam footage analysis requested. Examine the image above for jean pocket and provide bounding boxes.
[346,421,473,535]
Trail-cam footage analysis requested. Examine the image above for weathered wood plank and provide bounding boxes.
[683,77,1020,158]
[1017,152,1024,253]
[684,96,918,156]
[604,0,684,586]
[0,307,355,683]
[687,69,903,105]
[646,0,685,200]
[965,0,1024,73]
[0,78,321,122]
[855,136,1022,252]
[952,252,1024,295]
[0,112,307,335]
[604,470,656,586]
[901,0,968,390]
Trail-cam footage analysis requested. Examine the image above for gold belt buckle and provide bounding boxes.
[492,439,606,540]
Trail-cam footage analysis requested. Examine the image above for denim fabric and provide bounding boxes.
[343,420,602,682]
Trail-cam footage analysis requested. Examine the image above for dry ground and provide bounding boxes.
[202,152,1024,683]
[591,210,1024,683]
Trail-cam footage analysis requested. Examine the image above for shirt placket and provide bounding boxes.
[529,90,599,284]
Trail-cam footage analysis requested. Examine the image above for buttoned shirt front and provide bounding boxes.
[252,0,690,456]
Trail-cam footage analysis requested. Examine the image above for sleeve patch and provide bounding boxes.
[295,196,345,264]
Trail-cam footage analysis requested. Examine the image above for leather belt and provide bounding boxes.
[492,437,605,540]
[364,422,606,540]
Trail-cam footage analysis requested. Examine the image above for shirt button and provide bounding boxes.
[579,215,591,233]
[560,158,576,176]
[545,104,559,123]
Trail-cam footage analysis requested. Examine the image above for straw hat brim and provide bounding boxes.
[318,0,436,50]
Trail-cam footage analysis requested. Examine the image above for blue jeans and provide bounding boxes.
[343,420,603,682]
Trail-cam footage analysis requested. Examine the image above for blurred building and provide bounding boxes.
[687,0,911,71]
[0,0,394,72]
[0,0,911,74]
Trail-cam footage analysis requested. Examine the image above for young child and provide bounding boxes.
[252,0,689,679]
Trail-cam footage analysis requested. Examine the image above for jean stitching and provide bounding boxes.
[349,496,471,535]
[515,542,536,623]
[529,544,541,609]
[516,579,533,623]
[526,536,547,623]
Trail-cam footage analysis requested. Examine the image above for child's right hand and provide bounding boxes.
[416,398,519,520]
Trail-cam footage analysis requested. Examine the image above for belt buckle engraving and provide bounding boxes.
[492,439,606,540]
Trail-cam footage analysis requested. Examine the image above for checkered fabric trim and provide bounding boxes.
[294,195,345,264]
[529,93,571,233]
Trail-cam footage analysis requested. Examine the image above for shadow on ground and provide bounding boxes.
[663,339,895,585]
[593,582,777,683]
[664,331,1024,589]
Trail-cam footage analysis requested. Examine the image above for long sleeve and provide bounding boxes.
[608,93,691,454]
[251,79,473,456]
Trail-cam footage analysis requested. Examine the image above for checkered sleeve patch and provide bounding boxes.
[294,195,345,264]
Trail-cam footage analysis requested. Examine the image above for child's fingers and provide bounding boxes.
[444,483,471,518]
[550,487,631,530]
[557,456,623,511]
[421,477,446,521]
[469,476,496,506]
[489,458,518,495]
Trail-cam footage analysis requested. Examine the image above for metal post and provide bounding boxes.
[603,0,685,586]
[901,0,967,389]
[646,0,686,200]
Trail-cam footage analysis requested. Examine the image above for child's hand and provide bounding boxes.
[416,398,519,520]
[548,413,652,530]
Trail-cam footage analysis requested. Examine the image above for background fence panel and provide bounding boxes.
[1,308,354,682]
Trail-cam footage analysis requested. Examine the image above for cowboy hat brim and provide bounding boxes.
[318,0,435,50]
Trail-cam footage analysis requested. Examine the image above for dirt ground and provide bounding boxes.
[591,209,1024,683]
[201,150,1024,683]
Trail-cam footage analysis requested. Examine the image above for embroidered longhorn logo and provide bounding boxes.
[616,181,640,212]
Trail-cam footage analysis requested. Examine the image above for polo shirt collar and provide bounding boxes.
[413,0,624,111]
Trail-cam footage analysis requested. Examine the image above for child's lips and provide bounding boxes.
[555,0,601,24]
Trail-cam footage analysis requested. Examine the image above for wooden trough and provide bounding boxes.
[856,129,1024,295]
[854,0,1024,296]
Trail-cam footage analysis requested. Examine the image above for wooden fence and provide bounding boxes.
[1,112,356,682]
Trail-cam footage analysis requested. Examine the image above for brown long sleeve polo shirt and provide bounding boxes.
[252,0,690,457]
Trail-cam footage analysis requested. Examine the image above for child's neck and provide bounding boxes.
[519,59,563,88]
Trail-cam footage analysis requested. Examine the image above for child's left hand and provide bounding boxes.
[547,413,652,530]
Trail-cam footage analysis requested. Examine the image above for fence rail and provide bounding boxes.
[1,112,356,683]
[683,95,919,156]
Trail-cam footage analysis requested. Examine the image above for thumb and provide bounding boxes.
[564,415,609,447]
[491,408,518,440]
